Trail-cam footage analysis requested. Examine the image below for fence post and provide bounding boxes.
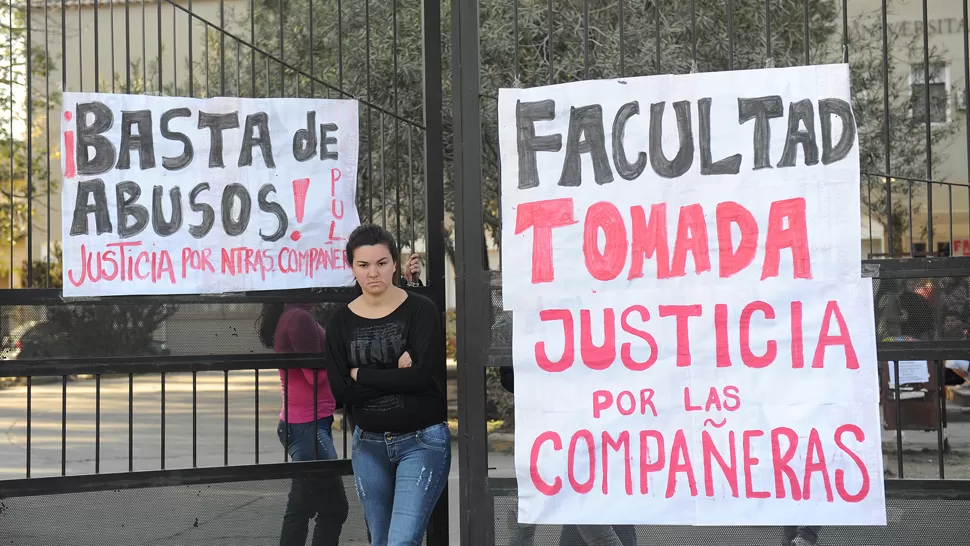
[422,0,450,543]
[450,0,493,544]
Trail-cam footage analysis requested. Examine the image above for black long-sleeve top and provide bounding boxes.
[324,293,446,433]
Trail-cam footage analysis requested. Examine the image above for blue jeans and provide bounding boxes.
[351,422,451,546]
[277,417,349,546]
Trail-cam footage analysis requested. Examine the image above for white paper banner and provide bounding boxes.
[498,64,886,526]
[60,93,360,296]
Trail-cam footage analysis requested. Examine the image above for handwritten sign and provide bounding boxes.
[60,93,360,297]
[499,65,885,526]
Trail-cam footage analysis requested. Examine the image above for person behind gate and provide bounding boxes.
[257,302,349,546]
[325,224,450,546]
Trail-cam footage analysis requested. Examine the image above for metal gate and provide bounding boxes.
[451,0,970,545]
[0,0,447,544]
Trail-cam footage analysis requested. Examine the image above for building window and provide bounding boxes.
[910,62,949,124]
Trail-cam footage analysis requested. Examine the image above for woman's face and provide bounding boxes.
[352,244,397,296]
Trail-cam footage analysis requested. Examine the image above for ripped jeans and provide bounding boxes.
[351,423,451,546]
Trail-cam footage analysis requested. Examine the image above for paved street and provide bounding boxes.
[0,374,968,544]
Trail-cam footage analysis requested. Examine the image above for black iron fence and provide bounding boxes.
[1,0,447,543]
[452,0,970,545]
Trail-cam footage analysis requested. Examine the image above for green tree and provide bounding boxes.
[195,0,952,261]
[0,4,58,253]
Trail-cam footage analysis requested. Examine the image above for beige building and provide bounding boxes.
[851,0,970,257]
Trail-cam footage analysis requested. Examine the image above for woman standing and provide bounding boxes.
[257,302,349,546]
[325,224,450,546]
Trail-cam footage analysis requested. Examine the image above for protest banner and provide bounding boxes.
[60,93,360,297]
[498,64,885,526]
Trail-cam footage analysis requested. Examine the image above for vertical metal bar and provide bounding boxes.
[76,0,83,91]
[313,369,319,460]
[61,375,67,476]
[690,0,697,66]
[547,0,554,84]
[654,1,661,73]
[881,0,893,257]
[450,0,488,541]
[892,361,904,477]
[803,0,810,65]
[366,0,373,222]
[950,185,954,254]
[129,373,134,472]
[381,115,387,227]
[921,0,933,252]
[6,0,11,285]
[727,0,734,74]
[278,0,284,96]
[409,127,415,252]
[45,0,52,284]
[26,377,31,478]
[250,0,255,97]
[582,0,590,78]
[284,369,289,462]
[964,0,970,200]
[309,0,315,96]
[161,372,166,469]
[224,370,229,465]
[909,180,914,254]
[394,0,401,241]
[125,0,131,92]
[142,0,147,86]
[424,0,447,541]
[764,0,772,61]
[25,0,33,284]
[95,374,101,473]
[205,27,210,96]
[868,178,874,257]
[221,0,226,96]
[842,0,849,63]
[189,0,194,96]
[935,360,946,478]
[513,0,520,82]
[157,0,163,92]
[172,4,177,96]
[617,0,624,77]
[192,370,197,467]
[253,368,260,463]
[337,0,343,89]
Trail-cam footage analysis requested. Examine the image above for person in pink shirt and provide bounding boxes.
[257,302,348,546]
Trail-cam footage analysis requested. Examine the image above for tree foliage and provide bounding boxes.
[0,5,58,249]
[190,0,951,259]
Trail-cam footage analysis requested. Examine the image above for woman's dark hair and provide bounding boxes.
[256,303,285,348]
[347,224,400,265]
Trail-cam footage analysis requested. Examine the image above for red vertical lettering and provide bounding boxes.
[330,168,341,196]
[803,428,834,502]
[583,202,628,281]
[567,430,596,494]
[64,111,76,179]
[666,430,698,498]
[702,430,739,497]
[602,431,633,495]
[715,304,732,367]
[770,427,802,500]
[639,430,665,495]
[762,197,812,280]
[791,301,805,368]
[535,309,575,372]
[580,309,616,370]
[812,300,859,369]
[740,301,777,368]
[715,201,758,278]
[628,203,671,280]
[515,198,577,284]
[620,305,658,371]
[659,305,702,367]
[530,432,563,496]
[670,204,711,277]
[742,430,770,499]
[834,424,870,503]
